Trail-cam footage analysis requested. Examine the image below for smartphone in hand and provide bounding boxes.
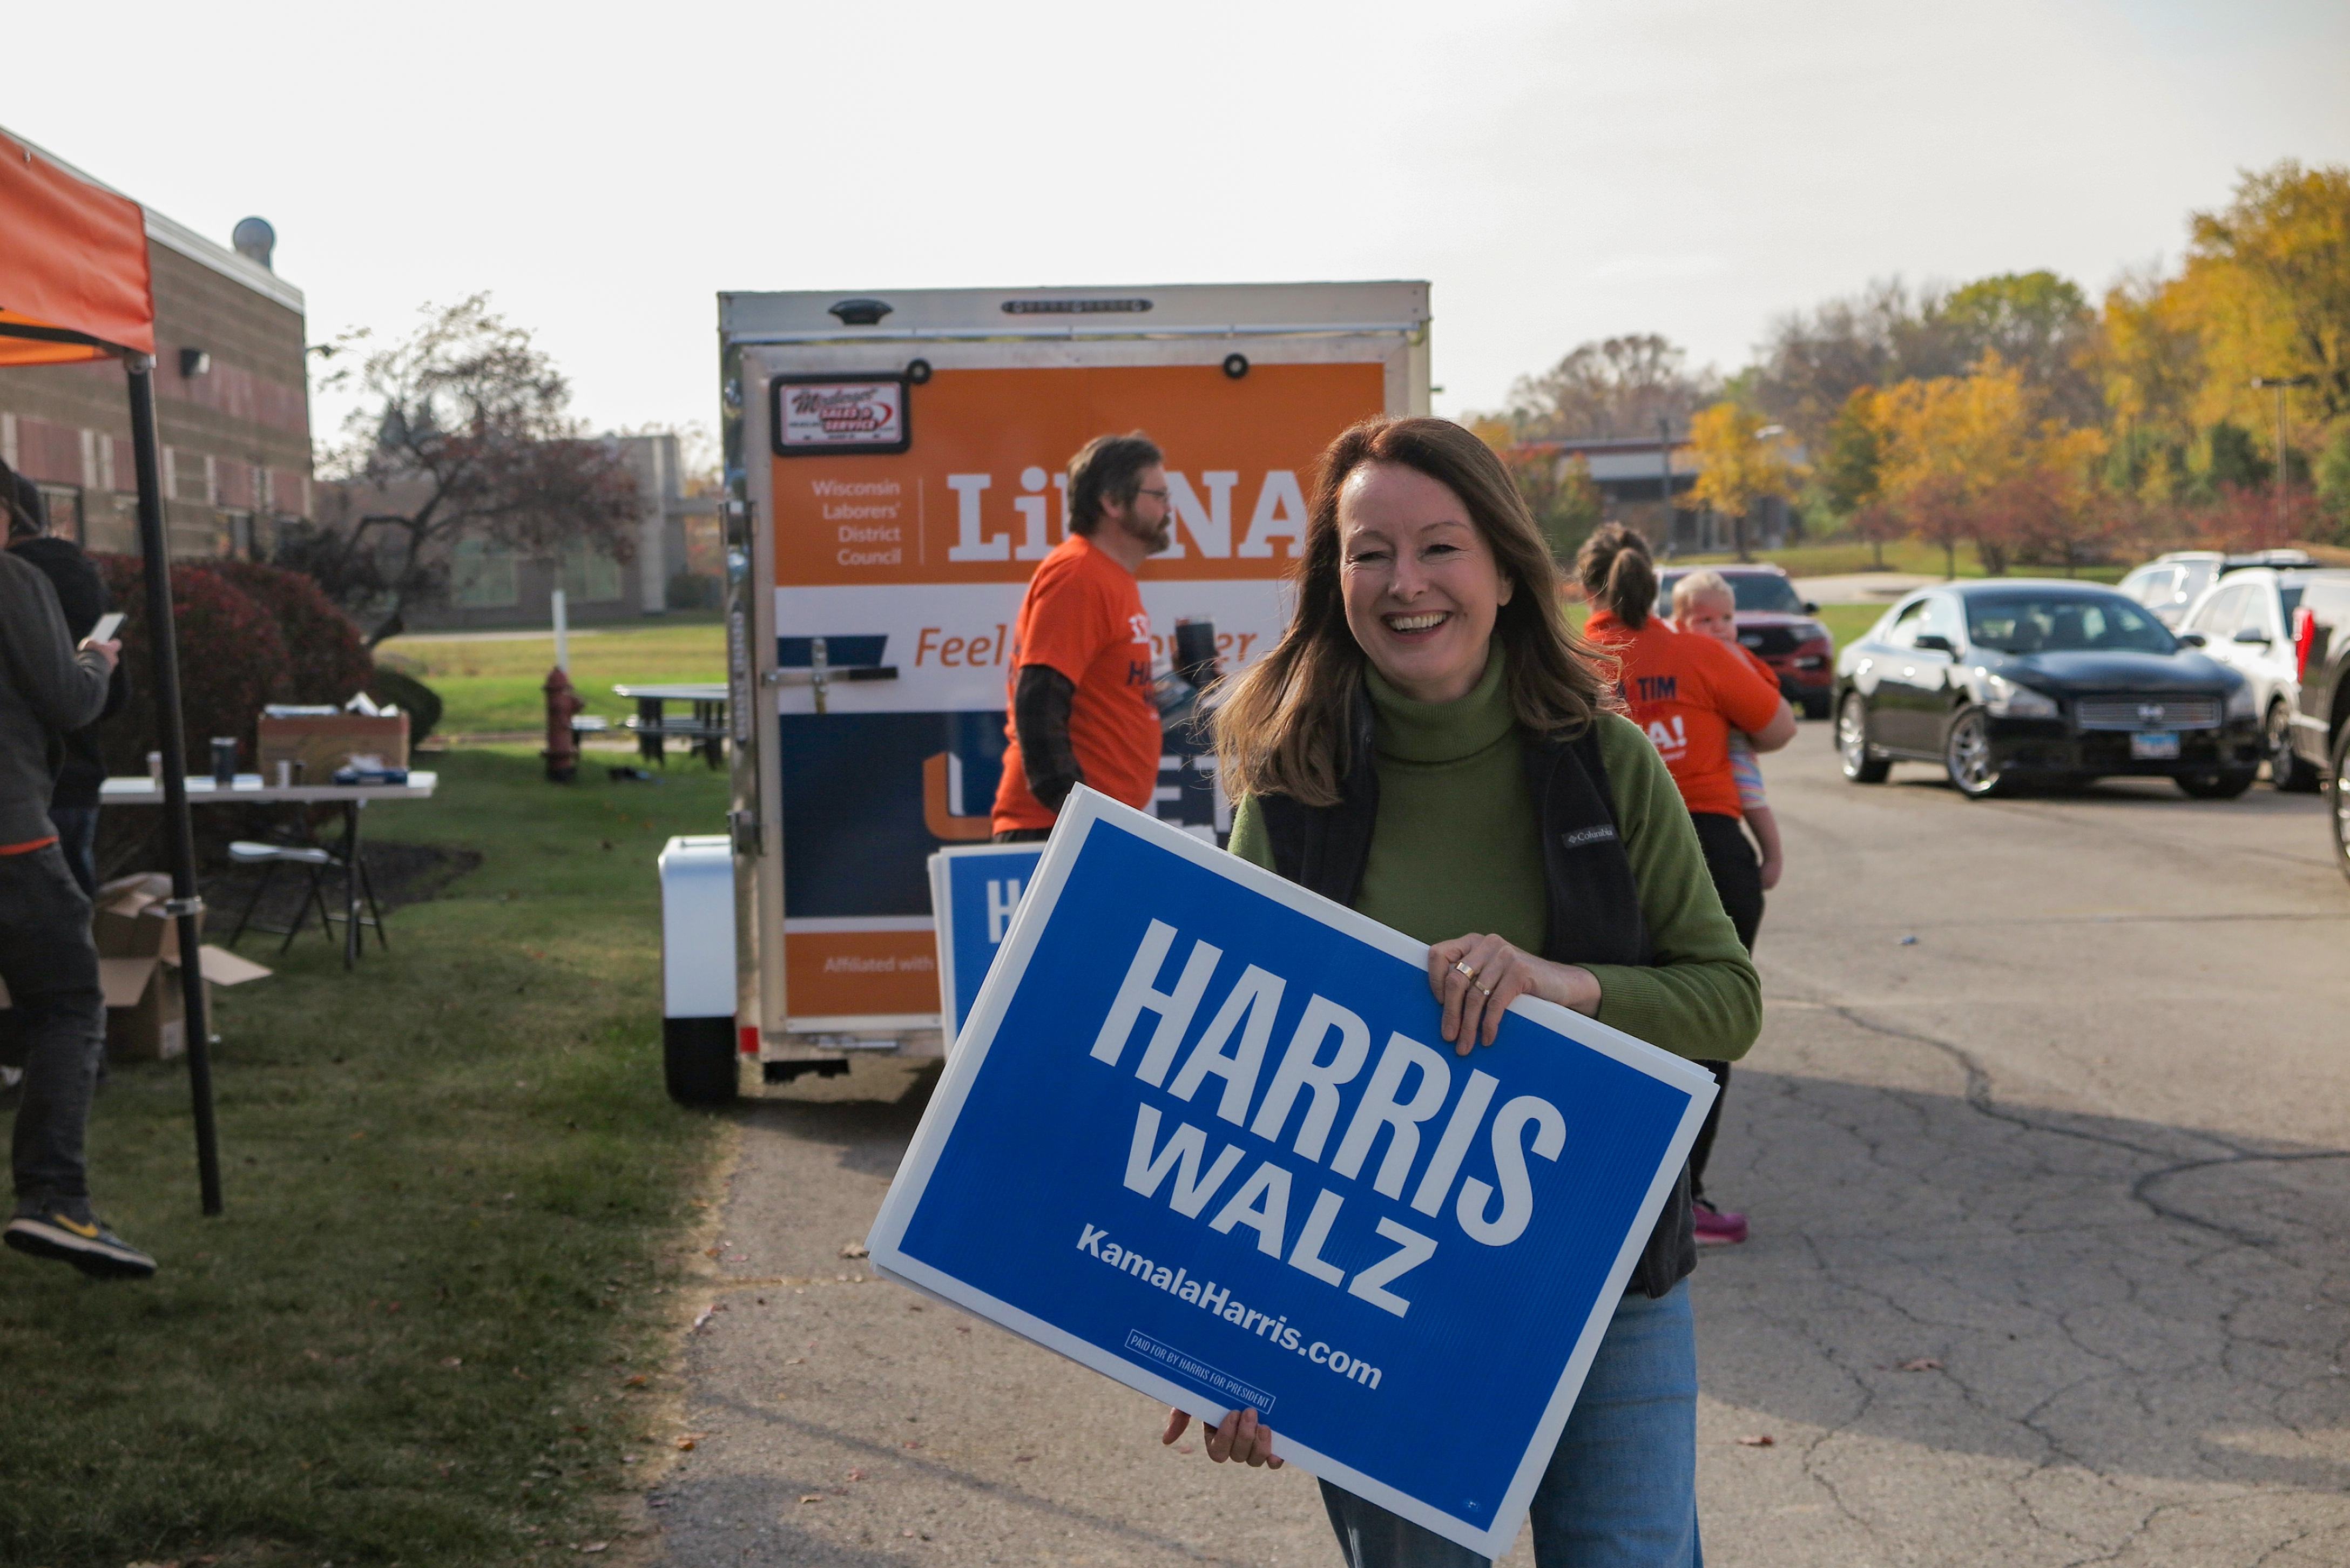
[87,611,124,643]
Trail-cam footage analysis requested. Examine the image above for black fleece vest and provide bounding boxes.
[1253,696,1697,1299]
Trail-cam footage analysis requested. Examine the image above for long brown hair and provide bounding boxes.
[1213,416,1615,807]
[1574,522,1659,630]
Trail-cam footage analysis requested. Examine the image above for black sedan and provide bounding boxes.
[1833,581,2263,799]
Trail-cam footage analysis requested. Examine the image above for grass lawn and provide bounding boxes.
[380,622,727,738]
[0,747,730,1566]
[1668,536,2128,584]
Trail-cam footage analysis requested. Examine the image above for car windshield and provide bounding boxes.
[1726,576,1804,613]
[1659,573,1805,613]
[1966,595,2176,655]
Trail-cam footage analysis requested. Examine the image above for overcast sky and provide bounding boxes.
[11,1,2348,456]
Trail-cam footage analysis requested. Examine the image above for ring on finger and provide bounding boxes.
[1451,959,1477,981]
[1474,981,1494,997]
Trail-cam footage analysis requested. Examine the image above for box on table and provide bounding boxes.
[256,712,409,779]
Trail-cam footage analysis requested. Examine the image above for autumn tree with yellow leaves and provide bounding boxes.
[1842,356,2106,577]
[1478,158,2349,560]
[1685,403,1804,562]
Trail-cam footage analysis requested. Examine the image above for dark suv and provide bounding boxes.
[2285,572,2350,883]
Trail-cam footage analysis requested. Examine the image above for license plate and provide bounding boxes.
[2131,731,2180,760]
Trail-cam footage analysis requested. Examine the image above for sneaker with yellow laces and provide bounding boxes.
[5,1199,157,1280]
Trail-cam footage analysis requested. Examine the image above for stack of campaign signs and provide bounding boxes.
[892,788,1714,1557]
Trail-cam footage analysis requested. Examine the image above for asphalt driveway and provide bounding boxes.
[650,732,2350,1566]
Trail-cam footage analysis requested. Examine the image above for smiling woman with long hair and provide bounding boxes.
[1161,417,1760,1568]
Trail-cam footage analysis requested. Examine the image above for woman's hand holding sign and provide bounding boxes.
[1428,934,1601,1053]
[1163,1407,1282,1468]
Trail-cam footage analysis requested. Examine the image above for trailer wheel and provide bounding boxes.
[664,1018,739,1106]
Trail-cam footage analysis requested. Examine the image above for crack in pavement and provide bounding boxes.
[1701,987,2350,1565]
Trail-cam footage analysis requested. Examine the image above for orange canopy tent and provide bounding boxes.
[0,129,157,364]
[2,125,223,1213]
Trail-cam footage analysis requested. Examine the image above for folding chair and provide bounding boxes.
[225,840,336,955]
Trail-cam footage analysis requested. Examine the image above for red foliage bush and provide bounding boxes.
[91,553,292,773]
[200,559,373,706]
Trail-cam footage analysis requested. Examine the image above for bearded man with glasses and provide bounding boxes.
[990,431,1174,841]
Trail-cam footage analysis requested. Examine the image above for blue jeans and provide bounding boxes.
[49,804,100,900]
[1320,1281,1701,1567]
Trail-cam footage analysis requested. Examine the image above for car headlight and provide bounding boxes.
[2224,679,2256,720]
[1983,673,2058,718]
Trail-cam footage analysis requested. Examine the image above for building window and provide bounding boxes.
[561,541,623,603]
[78,428,114,493]
[225,511,255,560]
[35,484,84,544]
[453,538,519,609]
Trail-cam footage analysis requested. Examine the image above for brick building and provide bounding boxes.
[0,136,310,560]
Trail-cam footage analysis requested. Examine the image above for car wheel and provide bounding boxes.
[1838,692,1889,783]
[1944,706,2008,798]
[2176,768,2258,800]
[2331,725,2350,886]
[2266,700,2320,792]
[1802,692,1831,722]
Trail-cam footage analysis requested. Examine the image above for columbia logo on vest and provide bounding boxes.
[1559,826,1618,848]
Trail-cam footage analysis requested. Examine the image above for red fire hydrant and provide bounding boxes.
[543,666,586,782]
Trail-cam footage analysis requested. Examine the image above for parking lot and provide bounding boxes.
[655,731,2350,1567]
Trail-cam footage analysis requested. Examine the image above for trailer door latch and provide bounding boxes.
[728,809,762,857]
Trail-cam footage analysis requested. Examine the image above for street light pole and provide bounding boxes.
[2250,375,2316,540]
[1657,415,1674,549]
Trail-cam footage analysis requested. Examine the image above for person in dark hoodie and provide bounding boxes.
[0,464,153,1279]
[4,464,126,897]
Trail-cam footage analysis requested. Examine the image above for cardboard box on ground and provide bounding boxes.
[0,874,271,1062]
[257,712,409,779]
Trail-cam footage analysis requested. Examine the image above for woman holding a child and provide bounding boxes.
[1576,529,1794,1248]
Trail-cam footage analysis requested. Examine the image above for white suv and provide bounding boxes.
[2119,553,2223,627]
[2122,549,2315,629]
[2178,566,2320,790]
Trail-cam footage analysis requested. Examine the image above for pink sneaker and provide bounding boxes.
[1692,1199,1748,1246]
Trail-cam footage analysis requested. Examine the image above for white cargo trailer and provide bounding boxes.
[663,282,1430,1100]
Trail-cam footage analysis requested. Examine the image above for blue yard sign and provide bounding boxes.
[868,788,1717,1558]
[927,842,1044,1045]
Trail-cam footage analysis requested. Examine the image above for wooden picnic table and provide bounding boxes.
[102,772,439,970]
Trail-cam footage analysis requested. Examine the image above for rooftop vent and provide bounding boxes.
[232,217,276,271]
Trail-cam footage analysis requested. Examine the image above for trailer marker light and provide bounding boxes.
[1002,298,1153,315]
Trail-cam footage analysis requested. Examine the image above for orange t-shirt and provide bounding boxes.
[1585,607,1783,819]
[991,533,1160,832]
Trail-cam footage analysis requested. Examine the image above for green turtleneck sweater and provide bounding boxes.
[1226,652,1760,1063]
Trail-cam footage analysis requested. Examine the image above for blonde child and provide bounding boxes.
[1672,571,1784,891]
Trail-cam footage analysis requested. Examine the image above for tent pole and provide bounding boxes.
[125,355,223,1215]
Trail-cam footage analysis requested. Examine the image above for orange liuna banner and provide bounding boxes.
[784,928,941,1019]
[771,361,1387,589]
